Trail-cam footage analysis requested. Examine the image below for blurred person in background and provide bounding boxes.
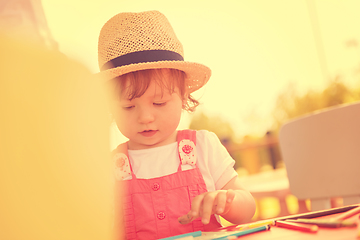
[0,33,120,240]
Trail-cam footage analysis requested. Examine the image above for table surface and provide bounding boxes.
[193,204,360,240]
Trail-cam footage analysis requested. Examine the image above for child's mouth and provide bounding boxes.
[139,130,157,137]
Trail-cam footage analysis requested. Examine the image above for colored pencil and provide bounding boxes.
[217,219,274,231]
[238,220,275,230]
[286,218,357,228]
[210,225,271,240]
[276,220,318,233]
[273,204,359,221]
[221,220,275,231]
[331,206,360,221]
[175,237,194,240]
[158,231,202,240]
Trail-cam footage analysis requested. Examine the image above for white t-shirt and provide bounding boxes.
[125,130,237,191]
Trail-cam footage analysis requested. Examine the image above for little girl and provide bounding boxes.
[97,10,256,240]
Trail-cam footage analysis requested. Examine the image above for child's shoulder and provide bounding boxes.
[181,129,220,145]
[179,129,212,138]
[111,142,127,155]
[195,129,218,138]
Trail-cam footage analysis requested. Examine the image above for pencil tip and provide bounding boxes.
[311,225,319,232]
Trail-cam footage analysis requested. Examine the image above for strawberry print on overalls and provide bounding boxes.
[114,152,131,180]
[179,139,196,166]
[113,130,221,240]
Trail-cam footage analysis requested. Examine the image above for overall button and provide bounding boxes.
[157,211,166,220]
[152,183,160,191]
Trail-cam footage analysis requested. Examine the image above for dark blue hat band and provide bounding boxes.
[100,49,184,71]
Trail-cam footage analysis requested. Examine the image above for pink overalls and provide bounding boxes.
[113,130,222,240]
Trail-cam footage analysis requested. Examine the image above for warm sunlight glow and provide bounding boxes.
[42,0,360,141]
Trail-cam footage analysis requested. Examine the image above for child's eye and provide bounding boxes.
[123,105,134,110]
[153,102,166,106]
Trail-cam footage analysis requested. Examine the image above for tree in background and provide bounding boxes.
[189,111,235,143]
[188,74,360,174]
[189,111,243,169]
[272,77,360,132]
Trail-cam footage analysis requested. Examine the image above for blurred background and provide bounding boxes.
[2,0,360,221]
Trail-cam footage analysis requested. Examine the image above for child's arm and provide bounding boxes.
[178,176,256,225]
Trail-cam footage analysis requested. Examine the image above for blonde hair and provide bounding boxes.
[107,68,200,112]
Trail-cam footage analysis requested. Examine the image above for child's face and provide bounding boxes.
[113,70,184,150]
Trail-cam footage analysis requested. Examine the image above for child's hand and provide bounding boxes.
[178,189,236,225]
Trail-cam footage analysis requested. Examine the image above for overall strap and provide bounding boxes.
[113,142,136,180]
[177,130,197,170]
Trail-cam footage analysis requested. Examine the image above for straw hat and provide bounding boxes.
[97,10,211,93]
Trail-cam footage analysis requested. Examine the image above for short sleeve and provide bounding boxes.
[196,130,238,190]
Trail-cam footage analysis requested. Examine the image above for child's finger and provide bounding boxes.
[178,194,204,224]
[201,193,217,224]
[188,193,205,219]
[226,189,236,203]
[178,212,195,225]
[221,189,236,215]
[215,191,228,215]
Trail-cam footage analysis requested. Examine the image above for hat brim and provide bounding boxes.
[96,60,211,93]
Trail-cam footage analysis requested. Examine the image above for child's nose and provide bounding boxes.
[137,108,155,124]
